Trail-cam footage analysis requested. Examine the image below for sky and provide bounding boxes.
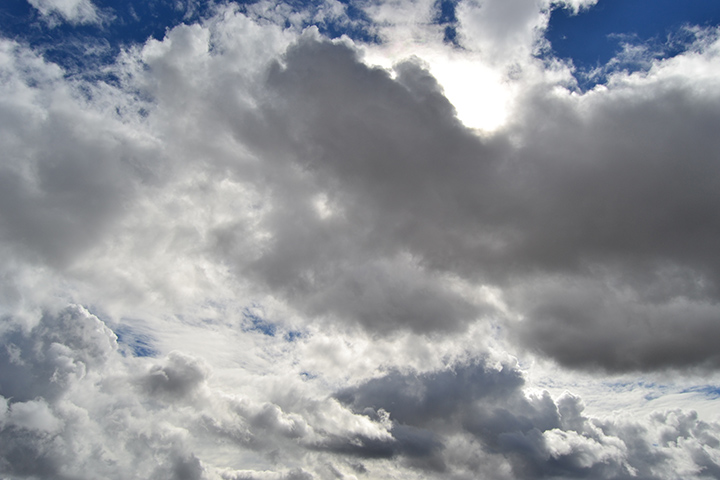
[1,0,720,479]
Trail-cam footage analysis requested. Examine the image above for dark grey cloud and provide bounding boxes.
[209,34,720,370]
[335,361,564,476]
[335,362,525,427]
[335,361,720,478]
[216,36,498,334]
[504,79,720,371]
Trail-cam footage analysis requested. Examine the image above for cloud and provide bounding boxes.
[196,33,495,334]
[0,304,398,479]
[336,362,720,478]
[5,4,720,372]
[27,0,102,25]
[3,304,717,479]
[0,39,158,270]
[215,26,720,370]
[501,38,720,370]
[2,2,720,478]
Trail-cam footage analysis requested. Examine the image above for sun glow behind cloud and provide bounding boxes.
[361,46,513,131]
[427,54,512,130]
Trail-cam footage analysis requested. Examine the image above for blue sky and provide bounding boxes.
[0,0,374,78]
[3,0,720,86]
[2,1,720,479]
[547,0,720,85]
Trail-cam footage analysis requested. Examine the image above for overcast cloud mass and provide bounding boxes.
[2,0,720,478]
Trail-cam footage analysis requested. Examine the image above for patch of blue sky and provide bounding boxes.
[113,325,159,357]
[284,329,303,342]
[597,380,720,402]
[0,0,212,82]
[242,307,304,341]
[601,379,671,398]
[433,0,459,45]
[545,0,720,89]
[680,385,720,399]
[644,391,663,401]
[0,0,377,84]
[242,308,277,337]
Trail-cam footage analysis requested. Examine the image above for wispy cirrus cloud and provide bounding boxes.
[27,0,103,25]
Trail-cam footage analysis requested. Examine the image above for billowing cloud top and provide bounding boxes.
[2,0,720,478]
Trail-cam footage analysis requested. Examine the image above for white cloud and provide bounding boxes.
[5,399,64,433]
[27,0,101,25]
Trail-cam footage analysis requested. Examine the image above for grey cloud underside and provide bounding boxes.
[213,38,495,334]
[222,38,720,370]
[336,362,720,478]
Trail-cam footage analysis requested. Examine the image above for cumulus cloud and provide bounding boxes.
[3,305,718,479]
[336,363,720,478]
[0,305,398,479]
